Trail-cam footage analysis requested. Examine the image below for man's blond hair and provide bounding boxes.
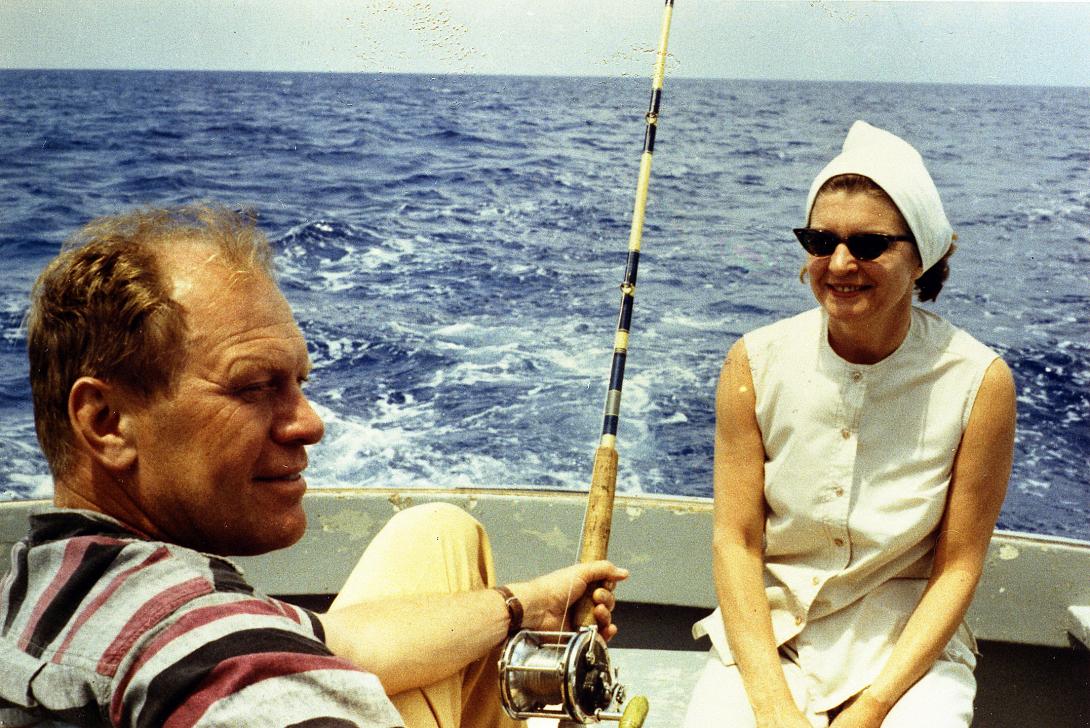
[28,203,275,477]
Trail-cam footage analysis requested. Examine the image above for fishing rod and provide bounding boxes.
[498,2,675,726]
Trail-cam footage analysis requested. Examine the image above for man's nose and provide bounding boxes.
[276,387,325,445]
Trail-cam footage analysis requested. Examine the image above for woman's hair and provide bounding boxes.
[810,174,954,302]
[27,203,275,477]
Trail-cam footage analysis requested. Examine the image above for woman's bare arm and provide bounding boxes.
[713,338,812,728]
[832,357,1016,726]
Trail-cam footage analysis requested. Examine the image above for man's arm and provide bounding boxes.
[104,565,406,727]
[318,560,628,696]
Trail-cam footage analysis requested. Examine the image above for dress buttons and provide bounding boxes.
[850,370,862,382]
[811,576,820,586]
[795,614,804,626]
[840,428,851,439]
[834,538,845,547]
[834,487,845,497]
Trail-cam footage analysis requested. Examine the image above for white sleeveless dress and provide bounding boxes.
[690,305,998,716]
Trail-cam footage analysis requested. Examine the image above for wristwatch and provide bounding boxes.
[492,585,523,637]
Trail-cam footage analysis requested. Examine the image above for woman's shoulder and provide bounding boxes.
[909,306,1001,366]
[741,308,824,379]
[745,307,822,346]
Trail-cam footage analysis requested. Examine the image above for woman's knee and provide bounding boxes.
[882,659,975,727]
[684,652,757,728]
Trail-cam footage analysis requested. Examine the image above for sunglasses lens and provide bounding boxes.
[794,229,837,256]
[847,234,892,261]
[794,228,900,260]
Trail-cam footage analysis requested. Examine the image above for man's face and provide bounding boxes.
[124,244,324,555]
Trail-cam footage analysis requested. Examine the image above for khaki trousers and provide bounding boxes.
[330,502,526,728]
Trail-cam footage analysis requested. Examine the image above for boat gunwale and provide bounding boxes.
[2,489,1088,650]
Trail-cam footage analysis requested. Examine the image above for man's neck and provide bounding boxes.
[52,471,156,541]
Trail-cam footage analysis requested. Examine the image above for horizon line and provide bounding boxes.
[2,66,1086,90]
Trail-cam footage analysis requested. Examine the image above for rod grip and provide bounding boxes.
[571,445,619,627]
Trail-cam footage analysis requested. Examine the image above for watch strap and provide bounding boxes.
[492,585,523,637]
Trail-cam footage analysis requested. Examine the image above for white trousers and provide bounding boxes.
[682,647,975,728]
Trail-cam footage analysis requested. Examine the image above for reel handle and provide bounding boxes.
[571,444,619,628]
[620,696,650,728]
[556,695,649,728]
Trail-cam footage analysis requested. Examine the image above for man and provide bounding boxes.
[0,204,627,727]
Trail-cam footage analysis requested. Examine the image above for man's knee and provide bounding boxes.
[384,502,485,542]
[339,502,494,603]
[380,502,493,582]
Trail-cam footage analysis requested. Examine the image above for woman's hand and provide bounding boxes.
[828,690,890,728]
[754,704,814,728]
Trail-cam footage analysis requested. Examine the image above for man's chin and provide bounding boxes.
[215,511,308,556]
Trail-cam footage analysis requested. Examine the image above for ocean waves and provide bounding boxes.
[0,70,1086,539]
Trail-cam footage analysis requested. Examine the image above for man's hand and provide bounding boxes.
[509,560,629,639]
[319,559,627,695]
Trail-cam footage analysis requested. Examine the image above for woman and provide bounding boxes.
[683,121,1016,727]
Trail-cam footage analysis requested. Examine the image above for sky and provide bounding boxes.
[1,1,1088,86]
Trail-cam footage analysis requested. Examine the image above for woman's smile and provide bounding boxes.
[806,189,923,363]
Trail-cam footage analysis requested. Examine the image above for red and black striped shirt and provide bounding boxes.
[0,509,403,727]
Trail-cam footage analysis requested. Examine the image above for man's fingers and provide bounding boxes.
[592,587,616,610]
[593,603,618,641]
[580,560,629,584]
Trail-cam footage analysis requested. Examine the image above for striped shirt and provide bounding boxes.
[0,508,404,727]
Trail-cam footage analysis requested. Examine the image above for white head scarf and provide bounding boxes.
[805,120,953,271]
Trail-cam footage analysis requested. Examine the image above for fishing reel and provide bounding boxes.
[498,626,647,726]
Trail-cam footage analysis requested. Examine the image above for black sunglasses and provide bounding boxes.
[793,228,914,261]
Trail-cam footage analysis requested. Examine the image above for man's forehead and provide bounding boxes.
[175,280,310,382]
[158,241,298,346]
[160,240,256,299]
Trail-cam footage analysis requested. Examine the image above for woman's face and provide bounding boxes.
[806,189,923,334]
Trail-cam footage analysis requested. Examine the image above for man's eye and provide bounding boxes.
[237,381,275,396]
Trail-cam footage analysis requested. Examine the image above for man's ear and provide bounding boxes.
[68,377,138,472]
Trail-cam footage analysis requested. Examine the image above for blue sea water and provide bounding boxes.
[0,70,1086,540]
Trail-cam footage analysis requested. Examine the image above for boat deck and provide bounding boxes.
[525,648,703,728]
[528,639,1090,727]
[570,603,1090,727]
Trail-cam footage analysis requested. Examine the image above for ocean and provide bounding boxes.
[0,70,1086,540]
